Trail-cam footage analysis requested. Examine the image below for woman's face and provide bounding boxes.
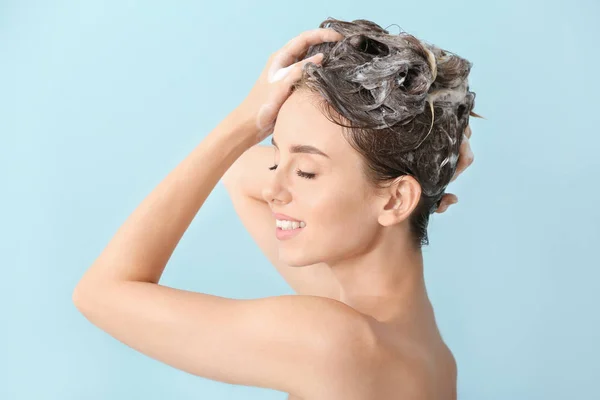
[262,89,384,267]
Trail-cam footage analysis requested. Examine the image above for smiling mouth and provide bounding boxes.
[276,220,306,230]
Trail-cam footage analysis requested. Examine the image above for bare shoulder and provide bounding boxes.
[283,313,457,399]
[323,318,458,400]
[368,328,458,399]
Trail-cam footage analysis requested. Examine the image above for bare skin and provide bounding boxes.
[224,117,469,399]
[224,107,472,399]
[223,27,475,399]
[73,27,474,400]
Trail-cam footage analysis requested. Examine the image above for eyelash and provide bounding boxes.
[268,164,316,180]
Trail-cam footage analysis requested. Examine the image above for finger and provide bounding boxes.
[444,193,458,204]
[268,62,295,83]
[435,194,458,213]
[450,134,474,183]
[273,28,342,72]
[268,29,341,83]
[435,203,448,213]
[435,201,449,213]
[282,28,343,61]
[265,54,324,116]
[268,53,322,87]
[465,124,472,139]
[283,53,324,84]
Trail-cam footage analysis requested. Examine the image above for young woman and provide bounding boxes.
[74,17,479,400]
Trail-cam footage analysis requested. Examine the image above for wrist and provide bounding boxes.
[201,110,257,167]
[225,106,261,145]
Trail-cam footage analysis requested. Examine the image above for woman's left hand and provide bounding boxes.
[435,124,475,213]
[233,28,344,146]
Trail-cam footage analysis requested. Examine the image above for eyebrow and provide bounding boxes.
[271,137,330,159]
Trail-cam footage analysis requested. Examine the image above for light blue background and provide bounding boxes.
[1,0,598,399]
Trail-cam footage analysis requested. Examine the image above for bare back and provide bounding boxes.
[287,316,457,400]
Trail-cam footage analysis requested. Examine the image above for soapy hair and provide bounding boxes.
[293,17,482,248]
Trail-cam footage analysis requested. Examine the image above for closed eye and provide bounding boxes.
[268,164,316,180]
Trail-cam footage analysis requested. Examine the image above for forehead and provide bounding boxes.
[274,89,345,153]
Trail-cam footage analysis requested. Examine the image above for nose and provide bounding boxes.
[261,168,292,205]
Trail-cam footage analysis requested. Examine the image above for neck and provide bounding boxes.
[329,232,433,325]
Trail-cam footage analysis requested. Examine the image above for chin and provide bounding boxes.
[278,250,313,268]
[280,256,306,268]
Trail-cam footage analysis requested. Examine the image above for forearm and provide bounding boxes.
[223,145,274,202]
[75,111,256,291]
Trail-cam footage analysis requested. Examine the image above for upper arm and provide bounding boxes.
[73,282,373,397]
[222,146,340,299]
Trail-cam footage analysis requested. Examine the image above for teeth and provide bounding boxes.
[276,219,306,230]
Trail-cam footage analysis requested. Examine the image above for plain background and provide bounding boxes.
[1,0,598,399]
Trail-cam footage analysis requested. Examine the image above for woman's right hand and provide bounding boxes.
[234,28,344,146]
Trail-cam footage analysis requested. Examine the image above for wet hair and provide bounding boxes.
[293,17,482,248]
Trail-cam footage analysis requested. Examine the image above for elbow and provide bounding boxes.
[221,166,238,190]
[72,280,101,310]
[72,284,88,309]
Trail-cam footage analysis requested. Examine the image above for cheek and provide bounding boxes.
[304,184,373,233]
[287,183,379,263]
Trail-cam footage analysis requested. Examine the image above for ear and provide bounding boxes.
[377,175,422,227]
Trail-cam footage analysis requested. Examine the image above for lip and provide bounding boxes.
[272,212,303,222]
[272,212,305,241]
[275,224,304,240]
